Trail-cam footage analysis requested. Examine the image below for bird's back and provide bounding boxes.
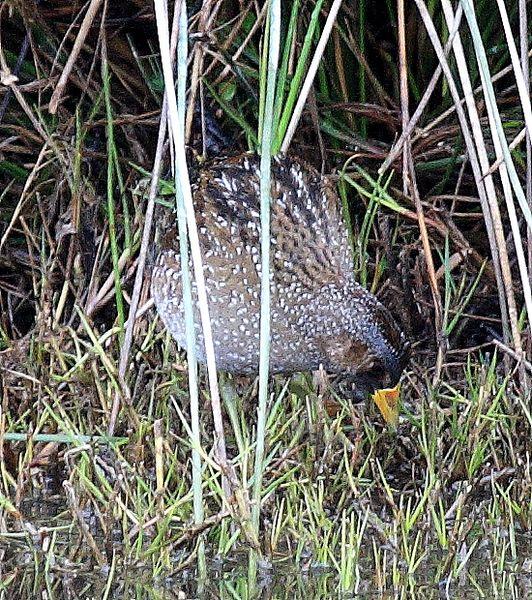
[152,154,359,373]
[193,154,354,287]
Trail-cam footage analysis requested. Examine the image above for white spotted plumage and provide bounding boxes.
[152,154,407,383]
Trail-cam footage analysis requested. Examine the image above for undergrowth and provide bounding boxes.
[0,1,531,598]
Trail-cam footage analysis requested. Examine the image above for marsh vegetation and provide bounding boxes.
[1,1,531,597]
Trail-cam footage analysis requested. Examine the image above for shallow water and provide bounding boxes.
[2,493,531,600]
[1,556,531,599]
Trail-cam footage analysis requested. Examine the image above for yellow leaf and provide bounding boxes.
[372,385,400,427]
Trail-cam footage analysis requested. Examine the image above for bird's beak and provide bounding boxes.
[371,385,400,427]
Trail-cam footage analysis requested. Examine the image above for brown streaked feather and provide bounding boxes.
[151,153,408,385]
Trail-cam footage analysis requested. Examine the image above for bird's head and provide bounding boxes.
[318,289,410,425]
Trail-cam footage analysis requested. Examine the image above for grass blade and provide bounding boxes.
[250,0,281,577]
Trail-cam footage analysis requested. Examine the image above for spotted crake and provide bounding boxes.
[152,154,409,414]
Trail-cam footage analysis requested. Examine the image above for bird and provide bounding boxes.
[151,153,409,424]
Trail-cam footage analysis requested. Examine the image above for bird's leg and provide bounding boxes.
[313,366,341,417]
[312,364,329,397]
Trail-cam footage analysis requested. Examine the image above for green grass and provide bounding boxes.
[1,357,529,597]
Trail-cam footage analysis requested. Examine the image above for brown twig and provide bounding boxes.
[397,0,409,197]
[185,0,218,143]
[63,480,107,567]
[492,339,532,374]
[380,4,464,174]
[49,0,105,114]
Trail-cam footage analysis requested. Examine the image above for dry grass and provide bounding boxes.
[0,1,531,598]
